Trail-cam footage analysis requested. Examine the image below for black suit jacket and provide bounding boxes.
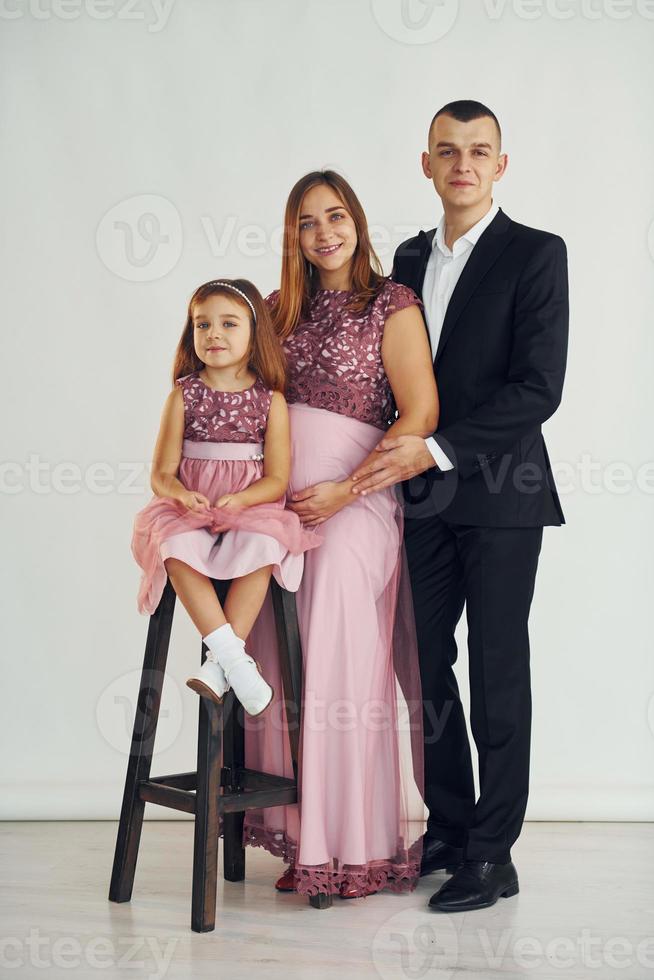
[391,207,568,527]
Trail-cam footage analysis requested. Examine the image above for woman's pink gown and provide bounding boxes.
[242,280,427,898]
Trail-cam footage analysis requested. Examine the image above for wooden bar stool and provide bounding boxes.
[108,575,321,932]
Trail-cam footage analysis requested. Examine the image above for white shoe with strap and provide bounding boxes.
[222,651,274,716]
[186,655,229,704]
[194,624,274,716]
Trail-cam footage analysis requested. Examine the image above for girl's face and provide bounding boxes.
[192,293,252,371]
[298,185,358,280]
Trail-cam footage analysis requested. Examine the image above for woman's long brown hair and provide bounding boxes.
[172,278,287,391]
[269,170,387,341]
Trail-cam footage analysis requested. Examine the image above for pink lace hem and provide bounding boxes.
[242,822,421,897]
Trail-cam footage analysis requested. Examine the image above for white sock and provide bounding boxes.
[203,622,247,671]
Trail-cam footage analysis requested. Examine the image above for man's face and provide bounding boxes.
[422,114,507,210]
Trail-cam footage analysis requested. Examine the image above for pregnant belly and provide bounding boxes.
[287,402,383,491]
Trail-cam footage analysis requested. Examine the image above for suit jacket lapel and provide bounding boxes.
[405,229,436,350]
[434,208,514,363]
[414,228,436,295]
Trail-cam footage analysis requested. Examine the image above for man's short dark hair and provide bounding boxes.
[429,100,502,149]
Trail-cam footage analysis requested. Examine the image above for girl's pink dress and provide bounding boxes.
[241,279,426,898]
[132,373,322,616]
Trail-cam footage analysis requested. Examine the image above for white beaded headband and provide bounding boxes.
[206,281,257,324]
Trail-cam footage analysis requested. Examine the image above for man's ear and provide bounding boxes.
[495,152,508,181]
[421,150,432,179]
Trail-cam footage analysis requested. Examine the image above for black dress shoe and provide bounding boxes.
[428,860,519,912]
[419,834,464,877]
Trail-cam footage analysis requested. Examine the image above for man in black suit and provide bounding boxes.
[351,100,568,911]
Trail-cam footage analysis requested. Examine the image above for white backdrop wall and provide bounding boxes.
[1,0,653,821]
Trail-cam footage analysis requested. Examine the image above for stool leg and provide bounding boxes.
[222,692,246,881]
[109,578,176,903]
[192,689,223,932]
[204,576,247,883]
[309,892,333,909]
[270,580,303,781]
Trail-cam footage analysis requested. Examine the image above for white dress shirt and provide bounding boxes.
[422,201,500,471]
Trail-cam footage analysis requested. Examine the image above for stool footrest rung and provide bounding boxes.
[237,768,296,792]
[139,768,298,814]
[150,771,197,790]
[139,781,196,813]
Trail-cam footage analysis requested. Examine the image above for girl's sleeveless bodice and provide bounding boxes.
[175,371,273,443]
[265,279,423,430]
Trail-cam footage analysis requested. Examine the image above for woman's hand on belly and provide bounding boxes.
[287,479,355,527]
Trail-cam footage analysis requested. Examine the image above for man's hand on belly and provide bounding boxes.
[350,435,437,496]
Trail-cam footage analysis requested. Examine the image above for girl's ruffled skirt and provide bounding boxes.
[131,440,322,615]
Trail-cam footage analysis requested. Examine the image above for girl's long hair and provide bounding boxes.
[172,278,287,391]
[269,170,386,340]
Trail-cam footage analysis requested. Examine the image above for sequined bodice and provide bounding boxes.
[175,371,272,443]
[266,279,423,430]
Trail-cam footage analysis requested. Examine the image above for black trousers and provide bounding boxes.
[404,513,544,864]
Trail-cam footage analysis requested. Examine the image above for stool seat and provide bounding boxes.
[108,576,303,932]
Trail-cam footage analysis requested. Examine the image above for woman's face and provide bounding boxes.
[298,184,358,282]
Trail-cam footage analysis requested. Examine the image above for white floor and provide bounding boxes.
[0,821,652,980]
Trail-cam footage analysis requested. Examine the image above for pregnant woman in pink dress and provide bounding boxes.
[242,170,439,906]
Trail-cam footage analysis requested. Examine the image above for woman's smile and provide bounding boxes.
[314,242,343,255]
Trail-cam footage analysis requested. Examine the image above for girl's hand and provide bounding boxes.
[178,489,212,512]
[214,493,244,511]
[287,480,353,527]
